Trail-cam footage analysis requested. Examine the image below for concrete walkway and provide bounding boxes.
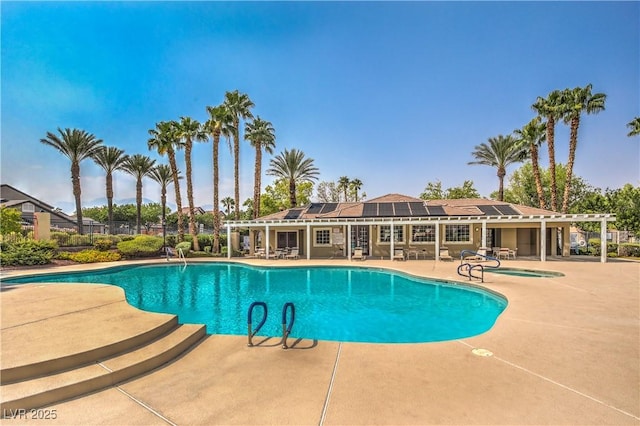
[1,258,639,425]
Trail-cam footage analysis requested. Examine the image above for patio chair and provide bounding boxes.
[351,247,366,261]
[464,247,488,262]
[285,247,300,260]
[498,248,510,260]
[392,248,406,261]
[439,247,454,261]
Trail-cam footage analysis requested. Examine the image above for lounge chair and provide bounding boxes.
[392,248,406,261]
[285,247,300,260]
[498,248,510,260]
[439,247,453,261]
[352,247,366,261]
[464,247,488,262]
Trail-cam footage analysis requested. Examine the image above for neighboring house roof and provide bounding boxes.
[253,194,561,222]
[180,206,206,215]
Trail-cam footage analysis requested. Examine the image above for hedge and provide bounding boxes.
[69,249,122,263]
[0,240,58,266]
[117,235,163,258]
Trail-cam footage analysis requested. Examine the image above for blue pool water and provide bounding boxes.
[2,264,507,343]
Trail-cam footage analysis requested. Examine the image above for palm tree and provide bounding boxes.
[92,146,128,234]
[223,90,255,220]
[245,116,276,219]
[627,117,640,137]
[149,164,179,241]
[532,90,564,211]
[468,135,526,201]
[176,116,207,251]
[122,154,156,234]
[350,178,363,202]
[40,128,103,234]
[221,196,235,218]
[266,148,320,207]
[204,105,232,254]
[148,121,186,241]
[514,118,547,209]
[560,84,606,213]
[338,176,350,202]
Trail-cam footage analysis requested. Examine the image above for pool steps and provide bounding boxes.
[1,321,205,413]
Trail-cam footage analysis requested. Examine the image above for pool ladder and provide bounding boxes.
[247,301,296,349]
[457,250,501,283]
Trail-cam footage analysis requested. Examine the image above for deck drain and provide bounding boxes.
[472,348,493,357]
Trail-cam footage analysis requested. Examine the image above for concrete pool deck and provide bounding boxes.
[1,257,639,425]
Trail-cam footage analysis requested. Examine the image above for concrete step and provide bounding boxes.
[1,324,206,413]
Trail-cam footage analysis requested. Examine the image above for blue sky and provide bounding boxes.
[2,1,638,213]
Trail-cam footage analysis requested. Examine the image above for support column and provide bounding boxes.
[562,225,571,257]
[306,224,311,260]
[435,221,441,262]
[540,220,546,262]
[265,225,270,260]
[390,222,395,260]
[347,224,352,260]
[226,223,232,259]
[600,218,608,263]
[481,220,487,248]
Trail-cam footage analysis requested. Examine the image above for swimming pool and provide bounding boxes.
[2,263,507,343]
[487,267,564,278]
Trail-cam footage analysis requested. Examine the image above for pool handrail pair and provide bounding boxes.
[457,250,501,283]
[247,301,296,349]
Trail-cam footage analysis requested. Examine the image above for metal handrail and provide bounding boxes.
[281,302,295,349]
[247,301,268,347]
[457,262,485,283]
[459,250,501,269]
[177,248,187,266]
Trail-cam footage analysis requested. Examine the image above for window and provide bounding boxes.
[445,225,470,242]
[379,225,404,243]
[22,203,35,213]
[314,228,331,246]
[411,225,435,243]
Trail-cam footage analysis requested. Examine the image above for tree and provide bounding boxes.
[223,90,255,220]
[260,179,314,216]
[468,134,526,201]
[204,104,232,253]
[92,146,128,234]
[149,164,178,240]
[338,176,350,202]
[176,116,207,250]
[122,154,156,234]
[148,121,185,242]
[349,178,363,202]
[40,128,103,234]
[606,184,640,235]
[532,90,564,211]
[420,181,445,200]
[316,181,341,202]
[420,180,480,199]
[0,207,22,235]
[266,148,319,207]
[221,196,235,218]
[514,117,547,209]
[627,117,640,137]
[245,116,276,219]
[560,84,606,213]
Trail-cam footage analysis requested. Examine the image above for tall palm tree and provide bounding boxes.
[532,90,564,211]
[245,116,276,219]
[266,148,320,207]
[560,84,606,213]
[148,121,186,241]
[221,196,235,217]
[176,116,207,251]
[514,117,547,209]
[627,117,640,137]
[468,135,526,201]
[122,154,156,234]
[223,90,254,220]
[40,128,103,234]
[350,178,363,202]
[92,146,128,234]
[149,164,179,241]
[204,105,232,254]
[338,176,351,202]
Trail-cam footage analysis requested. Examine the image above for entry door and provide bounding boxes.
[277,231,298,249]
[351,226,370,255]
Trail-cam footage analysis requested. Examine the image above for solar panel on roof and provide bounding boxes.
[426,205,446,216]
[306,203,323,214]
[362,203,378,217]
[409,202,428,216]
[393,202,411,216]
[477,205,501,216]
[378,203,394,217]
[284,209,303,219]
[320,203,338,214]
[495,205,520,215]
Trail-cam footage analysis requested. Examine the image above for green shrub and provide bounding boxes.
[204,246,211,253]
[117,235,163,258]
[175,241,191,252]
[188,250,213,258]
[55,251,72,260]
[0,240,58,266]
[165,235,177,247]
[120,235,135,242]
[619,243,640,257]
[69,249,121,263]
[93,238,113,251]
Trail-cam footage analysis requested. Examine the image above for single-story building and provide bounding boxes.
[225,193,615,263]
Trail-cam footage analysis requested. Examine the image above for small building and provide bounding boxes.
[225,193,615,263]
